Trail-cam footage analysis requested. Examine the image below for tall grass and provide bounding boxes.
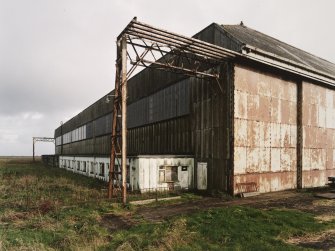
[1,158,334,250]
[102,206,335,251]
[0,158,111,250]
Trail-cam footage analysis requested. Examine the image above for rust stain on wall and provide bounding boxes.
[234,67,335,193]
[302,82,335,188]
[234,65,297,194]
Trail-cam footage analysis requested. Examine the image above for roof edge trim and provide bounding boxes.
[242,45,335,86]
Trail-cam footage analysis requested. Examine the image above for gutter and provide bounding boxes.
[241,45,335,87]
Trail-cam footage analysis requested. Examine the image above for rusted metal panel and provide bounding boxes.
[270,98,281,123]
[259,122,271,148]
[302,148,311,171]
[280,148,294,171]
[302,81,335,188]
[259,147,271,172]
[234,147,247,174]
[303,169,335,188]
[280,100,291,124]
[271,148,281,172]
[258,76,272,97]
[234,119,247,147]
[326,148,334,169]
[259,96,271,122]
[247,94,259,121]
[271,123,281,147]
[246,147,260,173]
[235,171,297,193]
[280,124,291,148]
[310,149,326,170]
[233,64,298,194]
[234,90,247,119]
[247,120,260,147]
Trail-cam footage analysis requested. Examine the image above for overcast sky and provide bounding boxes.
[0,0,334,156]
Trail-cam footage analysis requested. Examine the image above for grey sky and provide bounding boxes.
[0,0,334,156]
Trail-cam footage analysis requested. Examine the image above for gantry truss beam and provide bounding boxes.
[32,137,55,162]
[109,17,237,204]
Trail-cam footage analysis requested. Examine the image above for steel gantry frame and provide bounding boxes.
[109,17,237,204]
[32,137,55,162]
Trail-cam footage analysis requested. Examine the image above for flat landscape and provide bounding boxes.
[0,157,335,250]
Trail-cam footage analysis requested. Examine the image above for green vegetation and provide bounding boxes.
[0,158,112,250]
[104,207,335,251]
[0,158,334,250]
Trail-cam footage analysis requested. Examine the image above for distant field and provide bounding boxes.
[0,156,36,160]
[0,158,334,250]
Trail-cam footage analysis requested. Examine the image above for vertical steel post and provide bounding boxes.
[297,81,303,189]
[108,39,121,199]
[121,35,128,205]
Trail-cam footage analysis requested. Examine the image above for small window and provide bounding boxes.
[90,162,94,174]
[106,163,110,177]
[99,163,105,177]
[126,165,130,183]
[159,166,178,183]
[83,162,87,172]
[77,161,80,171]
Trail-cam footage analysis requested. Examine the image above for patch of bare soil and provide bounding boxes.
[101,214,133,232]
[287,230,335,250]
[133,190,301,223]
[104,189,335,236]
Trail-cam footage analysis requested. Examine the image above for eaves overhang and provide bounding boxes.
[240,44,335,87]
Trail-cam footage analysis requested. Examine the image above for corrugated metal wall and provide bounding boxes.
[128,116,192,155]
[55,76,193,157]
[191,63,233,192]
[302,82,335,187]
[233,64,298,193]
[128,79,190,128]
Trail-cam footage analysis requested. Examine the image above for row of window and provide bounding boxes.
[56,80,191,146]
[72,125,86,142]
[55,136,61,146]
[56,115,111,146]
[60,159,109,176]
[56,123,92,146]
[61,160,187,185]
[60,160,130,182]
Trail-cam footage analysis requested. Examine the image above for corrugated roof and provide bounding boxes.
[220,24,335,78]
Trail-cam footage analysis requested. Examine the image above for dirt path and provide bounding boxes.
[105,189,330,227]
[102,189,335,250]
[133,190,304,222]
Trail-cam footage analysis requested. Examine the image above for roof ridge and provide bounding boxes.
[221,24,335,66]
[213,22,246,52]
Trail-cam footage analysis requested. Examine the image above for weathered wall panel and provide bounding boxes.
[233,64,298,193]
[56,78,192,157]
[189,63,233,193]
[127,116,192,155]
[302,82,335,187]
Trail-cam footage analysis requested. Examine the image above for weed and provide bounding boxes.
[1,158,334,250]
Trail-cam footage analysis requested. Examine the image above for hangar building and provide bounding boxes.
[54,21,335,195]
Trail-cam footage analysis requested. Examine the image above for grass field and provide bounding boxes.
[1,158,334,250]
